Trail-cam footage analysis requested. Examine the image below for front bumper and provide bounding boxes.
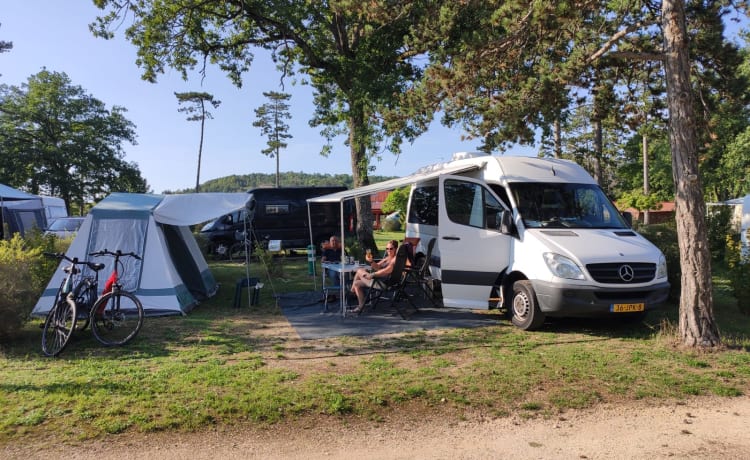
[531,279,671,317]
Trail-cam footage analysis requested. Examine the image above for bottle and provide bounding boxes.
[365,248,373,263]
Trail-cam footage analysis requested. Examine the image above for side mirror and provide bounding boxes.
[499,210,513,234]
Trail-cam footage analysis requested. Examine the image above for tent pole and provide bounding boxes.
[339,199,346,314]
[243,208,252,308]
[307,201,317,291]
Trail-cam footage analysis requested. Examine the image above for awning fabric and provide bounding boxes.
[307,161,484,204]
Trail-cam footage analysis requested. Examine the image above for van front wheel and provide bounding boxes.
[510,280,545,331]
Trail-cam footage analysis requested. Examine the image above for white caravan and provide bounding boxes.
[405,152,670,330]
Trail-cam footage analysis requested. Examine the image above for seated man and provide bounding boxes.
[321,236,343,300]
[349,240,399,313]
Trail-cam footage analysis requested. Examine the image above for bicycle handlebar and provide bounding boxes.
[89,249,142,260]
[43,252,79,264]
[44,252,106,271]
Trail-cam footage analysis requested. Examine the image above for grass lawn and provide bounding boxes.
[1,235,749,444]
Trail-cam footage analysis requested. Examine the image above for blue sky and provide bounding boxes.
[2,2,539,194]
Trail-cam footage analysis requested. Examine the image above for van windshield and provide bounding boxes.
[509,183,629,229]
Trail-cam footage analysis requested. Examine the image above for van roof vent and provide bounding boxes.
[614,231,637,237]
[540,230,579,237]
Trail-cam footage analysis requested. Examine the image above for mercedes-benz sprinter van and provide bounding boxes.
[405,153,670,330]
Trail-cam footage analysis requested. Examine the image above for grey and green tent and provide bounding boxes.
[33,192,249,317]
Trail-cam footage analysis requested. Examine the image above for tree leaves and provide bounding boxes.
[0,70,146,212]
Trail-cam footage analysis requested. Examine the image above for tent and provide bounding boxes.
[32,192,249,317]
[0,183,47,238]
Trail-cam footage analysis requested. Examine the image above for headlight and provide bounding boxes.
[543,252,584,280]
[656,253,668,279]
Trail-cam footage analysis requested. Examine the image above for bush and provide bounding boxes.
[344,237,364,261]
[254,241,284,278]
[0,235,46,342]
[638,223,681,300]
[706,205,732,263]
[725,234,750,315]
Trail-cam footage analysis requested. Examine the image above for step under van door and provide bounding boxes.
[438,175,512,309]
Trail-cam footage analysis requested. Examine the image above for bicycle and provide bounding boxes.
[87,249,145,346]
[40,253,103,357]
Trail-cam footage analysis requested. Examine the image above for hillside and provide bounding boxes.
[165,172,397,194]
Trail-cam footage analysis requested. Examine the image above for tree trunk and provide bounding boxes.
[553,118,561,159]
[348,106,377,252]
[593,118,603,185]
[196,112,205,193]
[662,0,720,347]
[643,133,650,225]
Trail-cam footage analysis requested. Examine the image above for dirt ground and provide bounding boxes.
[4,395,749,459]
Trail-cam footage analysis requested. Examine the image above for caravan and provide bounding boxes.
[0,183,47,238]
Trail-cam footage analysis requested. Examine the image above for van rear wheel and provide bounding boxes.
[510,280,545,331]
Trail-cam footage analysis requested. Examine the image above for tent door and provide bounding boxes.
[161,224,208,299]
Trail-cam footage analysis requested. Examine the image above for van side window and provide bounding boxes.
[408,186,439,225]
[444,180,503,230]
[265,204,289,215]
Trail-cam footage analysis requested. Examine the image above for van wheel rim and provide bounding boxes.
[513,294,530,319]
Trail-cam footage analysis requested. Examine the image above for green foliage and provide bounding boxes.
[718,125,750,199]
[725,234,750,315]
[254,241,284,279]
[167,172,396,194]
[638,223,681,299]
[253,91,293,188]
[382,186,409,226]
[175,91,221,193]
[617,190,664,212]
[0,70,148,206]
[92,1,446,253]
[0,235,45,342]
[706,205,733,263]
[344,237,364,262]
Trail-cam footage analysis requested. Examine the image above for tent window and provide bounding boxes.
[88,217,146,292]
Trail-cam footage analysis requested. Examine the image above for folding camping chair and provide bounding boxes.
[365,244,419,319]
[405,237,439,306]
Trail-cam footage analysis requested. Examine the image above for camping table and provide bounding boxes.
[321,261,369,317]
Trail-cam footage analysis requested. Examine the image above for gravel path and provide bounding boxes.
[5,396,749,459]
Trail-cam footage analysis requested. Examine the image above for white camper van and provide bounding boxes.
[405,152,670,330]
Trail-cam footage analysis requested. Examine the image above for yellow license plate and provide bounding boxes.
[611,303,645,313]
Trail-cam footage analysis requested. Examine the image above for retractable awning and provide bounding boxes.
[305,159,485,310]
[306,161,485,205]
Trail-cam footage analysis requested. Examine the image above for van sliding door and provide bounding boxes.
[438,175,511,309]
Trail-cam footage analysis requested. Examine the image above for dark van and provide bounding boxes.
[200,186,351,254]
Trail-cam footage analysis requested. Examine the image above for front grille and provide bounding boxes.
[586,262,655,284]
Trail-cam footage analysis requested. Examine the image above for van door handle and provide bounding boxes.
[442,236,460,241]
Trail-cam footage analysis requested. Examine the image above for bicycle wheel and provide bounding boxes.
[90,290,144,346]
[41,297,77,357]
[72,279,96,331]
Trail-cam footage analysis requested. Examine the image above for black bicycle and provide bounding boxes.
[87,249,145,346]
[41,253,103,357]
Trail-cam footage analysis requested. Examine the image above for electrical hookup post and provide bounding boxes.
[307,244,315,276]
